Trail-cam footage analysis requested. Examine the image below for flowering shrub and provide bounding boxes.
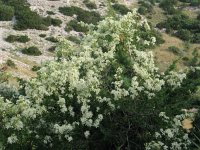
[0,11,190,149]
[145,111,195,150]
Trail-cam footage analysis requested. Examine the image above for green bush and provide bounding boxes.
[167,46,182,55]
[159,0,178,14]
[197,13,200,20]
[157,13,200,43]
[66,20,88,33]
[59,6,101,25]
[5,35,30,43]
[0,83,19,101]
[6,59,16,68]
[0,4,14,21]
[190,0,200,6]
[175,29,192,41]
[39,34,46,38]
[1,0,50,30]
[43,16,62,27]
[48,46,56,52]
[112,3,131,15]
[67,35,81,44]
[59,6,83,16]
[83,0,97,9]
[31,65,41,71]
[45,37,59,43]
[77,11,101,24]
[14,10,49,30]
[138,6,147,15]
[138,0,154,15]
[46,11,55,15]
[193,33,200,43]
[21,46,42,56]
[51,18,62,26]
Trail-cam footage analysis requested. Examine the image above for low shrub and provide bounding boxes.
[39,34,46,38]
[45,37,59,43]
[48,46,56,52]
[138,6,147,15]
[0,4,14,21]
[59,6,83,16]
[67,35,81,44]
[167,46,182,55]
[66,20,88,33]
[46,11,55,15]
[31,65,41,71]
[51,18,62,26]
[43,16,62,27]
[112,3,131,15]
[5,35,30,43]
[0,83,19,101]
[175,29,192,41]
[59,6,101,24]
[6,59,16,68]
[197,13,200,20]
[21,46,42,56]
[83,0,97,9]
[13,6,49,30]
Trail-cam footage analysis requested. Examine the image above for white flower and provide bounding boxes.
[84,131,90,138]
[7,134,18,144]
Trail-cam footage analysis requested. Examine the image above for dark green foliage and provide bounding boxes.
[0,83,19,102]
[180,0,200,6]
[45,37,59,43]
[193,33,200,43]
[21,46,42,56]
[0,0,51,30]
[5,35,30,43]
[14,7,49,30]
[151,30,165,45]
[51,18,62,26]
[159,0,178,14]
[175,29,192,41]
[31,65,41,71]
[67,35,81,44]
[46,11,55,15]
[66,20,88,33]
[39,34,46,38]
[138,6,147,15]
[59,6,82,16]
[6,59,16,68]
[167,46,182,55]
[189,49,200,66]
[59,6,101,26]
[77,11,101,24]
[112,3,131,15]
[83,0,97,9]
[197,13,200,20]
[43,16,62,27]
[0,4,14,21]
[138,1,154,15]
[48,46,56,52]
[157,13,200,43]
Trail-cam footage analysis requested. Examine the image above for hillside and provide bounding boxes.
[0,0,200,149]
[0,0,199,80]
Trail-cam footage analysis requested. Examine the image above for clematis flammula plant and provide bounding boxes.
[0,11,186,148]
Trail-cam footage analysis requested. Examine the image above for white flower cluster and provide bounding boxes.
[164,71,186,89]
[145,112,195,150]
[0,11,187,147]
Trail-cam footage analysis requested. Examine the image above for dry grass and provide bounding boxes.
[148,6,167,26]
[153,33,200,72]
[153,33,186,72]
